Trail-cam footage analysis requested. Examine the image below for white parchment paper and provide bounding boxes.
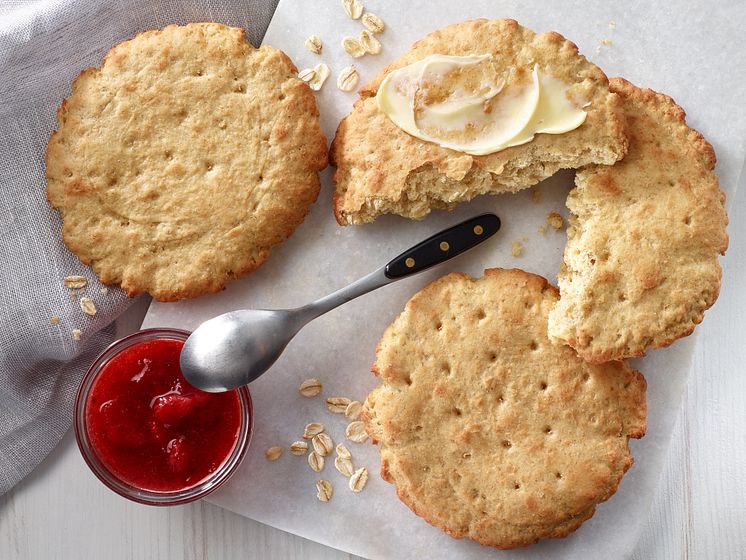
[143,1,746,558]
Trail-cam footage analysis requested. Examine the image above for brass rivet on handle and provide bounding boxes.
[405,257,416,268]
[439,241,450,251]
[473,225,484,235]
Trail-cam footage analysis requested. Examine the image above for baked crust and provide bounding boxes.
[46,23,328,301]
[363,268,646,548]
[331,19,628,225]
[548,78,728,362]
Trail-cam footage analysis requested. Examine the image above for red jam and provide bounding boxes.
[85,338,242,492]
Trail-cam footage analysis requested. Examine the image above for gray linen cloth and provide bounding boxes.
[0,0,279,495]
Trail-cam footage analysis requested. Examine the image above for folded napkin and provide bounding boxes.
[0,0,278,495]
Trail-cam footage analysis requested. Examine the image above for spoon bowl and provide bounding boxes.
[181,309,302,392]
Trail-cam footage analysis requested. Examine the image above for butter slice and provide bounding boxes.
[376,54,587,156]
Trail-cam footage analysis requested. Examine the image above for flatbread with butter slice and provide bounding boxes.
[331,19,627,225]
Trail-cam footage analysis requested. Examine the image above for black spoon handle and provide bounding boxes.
[384,213,501,279]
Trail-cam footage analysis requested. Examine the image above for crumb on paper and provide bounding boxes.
[50,316,61,325]
[608,21,616,30]
[601,38,613,46]
[539,224,547,236]
[547,212,565,230]
[337,65,359,92]
[72,329,82,341]
[342,0,363,19]
[304,35,323,55]
[316,479,333,502]
[265,446,283,461]
[299,378,323,397]
[308,62,330,91]
[511,240,524,257]
[361,12,385,34]
[531,187,541,204]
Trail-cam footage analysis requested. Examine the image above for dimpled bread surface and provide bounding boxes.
[548,78,728,363]
[46,23,328,301]
[331,19,628,225]
[363,268,646,549]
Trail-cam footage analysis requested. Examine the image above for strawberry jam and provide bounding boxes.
[84,337,242,492]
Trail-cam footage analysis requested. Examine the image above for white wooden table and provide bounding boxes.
[2,183,745,560]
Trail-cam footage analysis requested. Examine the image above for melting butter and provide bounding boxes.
[376,54,587,156]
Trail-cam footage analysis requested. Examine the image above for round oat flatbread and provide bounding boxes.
[363,268,646,549]
[46,23,327,301]
[548,78,728,362]
[331,18,628,225]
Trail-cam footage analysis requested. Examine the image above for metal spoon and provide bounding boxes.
[180,213,501,392]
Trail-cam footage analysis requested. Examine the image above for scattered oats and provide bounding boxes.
[334,455,355,477]
[336,442,352,459]
[342,36,365,58]
[337,65,359,92]
[72,329,82,340]
[345,421,368,443]
[312,432,334,456]
[342,0,363,19]
[298,68,316,84]
[361,12,385,34]
[531,187,541,204]
[50,315,61,325]
[608,21,616,30]
[265,446,283,461]
[601,38,613,46]
[308,63,330,91]
[303,422,325,439]
[79,297,97,316]
[349,467,369,492]
[538,224,547,236]
[345,400,362,420]
[304,34,323,54]
[308,450,325,472]
[63,275,87,289]
[511,240,524,257]
[290,441,309,455]
[547,212,565,230]
[100,287,109,295]
[359,30,381,55]
[299,378,323,397]
[316,479,333,502]
[326,396,351,413]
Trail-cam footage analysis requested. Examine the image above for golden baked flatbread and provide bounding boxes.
[331,19,627,224]
[548,78,728,362]
[46,23,328,300]
[364,268,646,548]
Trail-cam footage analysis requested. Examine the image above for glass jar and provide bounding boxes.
[74,328,252,506]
